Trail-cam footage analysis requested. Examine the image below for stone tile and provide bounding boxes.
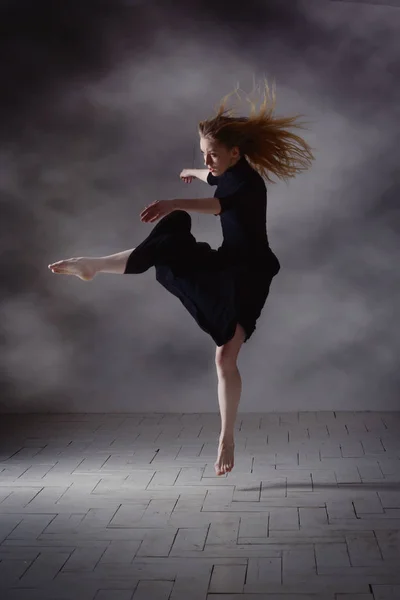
[18,551,73,587]
[205,519,240,545]
[135,529,177,557]
[169,527,208,554]
[371,584,400,599]
[131,580,173,599]
[246,556,282,585]
[95,591,134,600]
[346,531,384,567]
[269,507,299,530]
[208,564,247,593]
[315,542,351,569]
[0,412,399,599]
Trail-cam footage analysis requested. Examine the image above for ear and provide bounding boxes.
[231,145,240,158]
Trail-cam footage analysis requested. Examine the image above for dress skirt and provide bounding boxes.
[124,210,280,346]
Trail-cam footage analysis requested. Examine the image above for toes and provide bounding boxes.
[51,268,69,274]
[214,464,223,476]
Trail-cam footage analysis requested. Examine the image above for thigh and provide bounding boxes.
[215,323,246,363]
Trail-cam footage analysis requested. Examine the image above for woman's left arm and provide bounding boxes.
[140,198,221,222]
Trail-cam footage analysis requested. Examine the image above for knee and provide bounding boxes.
[215,347,237,374]
[170,210,191,229]
[215,324,246,373]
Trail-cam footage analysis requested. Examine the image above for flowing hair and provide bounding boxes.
[198,78,315,184]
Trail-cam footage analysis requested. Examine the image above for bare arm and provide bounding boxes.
[172,197,221,215]
[184,169,210,183]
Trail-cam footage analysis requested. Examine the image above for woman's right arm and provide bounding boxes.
[180,169,210,183]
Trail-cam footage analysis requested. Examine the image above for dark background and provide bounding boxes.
[0,0,399,412]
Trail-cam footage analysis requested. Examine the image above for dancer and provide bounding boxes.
[49,79,315,476]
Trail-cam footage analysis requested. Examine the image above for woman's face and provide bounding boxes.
[199,136,240,176]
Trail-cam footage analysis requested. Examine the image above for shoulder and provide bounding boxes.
[209,159,266,197]
[232,166,266,197]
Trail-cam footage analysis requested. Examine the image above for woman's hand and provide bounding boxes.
[140,199,176,223]
[180,169,193,183]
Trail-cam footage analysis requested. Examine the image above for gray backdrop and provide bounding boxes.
[1,0,399,413]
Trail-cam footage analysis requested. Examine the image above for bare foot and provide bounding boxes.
[48,257,97,281]
[214,438,235,476]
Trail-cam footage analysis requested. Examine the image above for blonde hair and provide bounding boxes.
[198,78,315,184]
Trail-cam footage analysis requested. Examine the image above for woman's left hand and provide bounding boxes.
[140,199,176,223]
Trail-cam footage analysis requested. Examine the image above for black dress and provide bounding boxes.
[124,155,281,346]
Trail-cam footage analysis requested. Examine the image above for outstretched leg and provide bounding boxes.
[214,323,246,476]
[48,249,134,278]
[48,211,193,278]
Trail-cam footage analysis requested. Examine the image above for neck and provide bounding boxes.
[230,155,242,168]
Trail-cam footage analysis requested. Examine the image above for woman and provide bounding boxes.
[49,80,315,476]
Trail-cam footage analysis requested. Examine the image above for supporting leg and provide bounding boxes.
[214,323,246,476]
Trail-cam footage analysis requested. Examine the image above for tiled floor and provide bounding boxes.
[0,412,399,600]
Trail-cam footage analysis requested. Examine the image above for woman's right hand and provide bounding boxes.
[180,169,193,183]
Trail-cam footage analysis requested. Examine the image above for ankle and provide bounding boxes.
[219,435,234,446]
[91,256,124,275]
[90,257,105,273]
